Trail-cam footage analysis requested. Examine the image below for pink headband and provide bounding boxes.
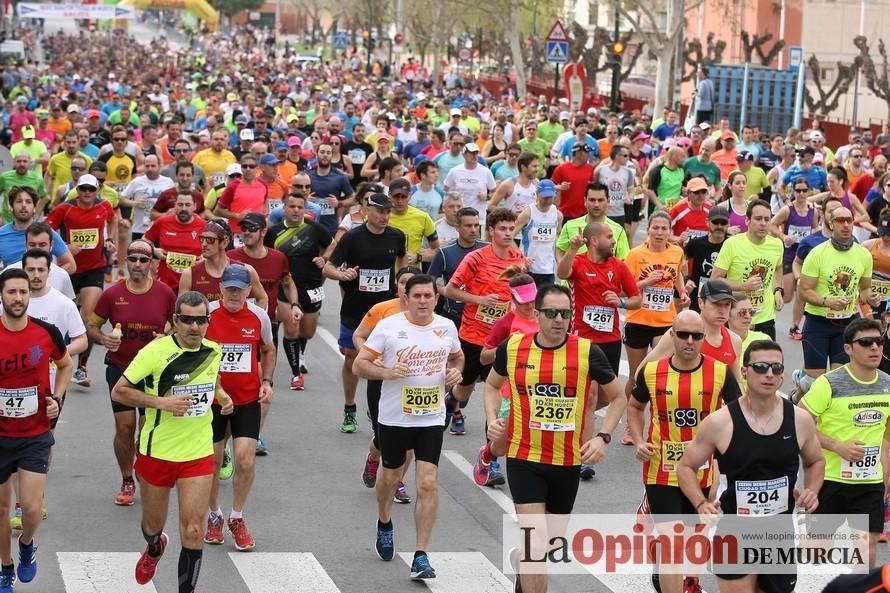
[510,283,538,304]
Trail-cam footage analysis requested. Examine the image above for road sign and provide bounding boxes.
[545,20,569,42]
[546,40,569,64]
[394,33,404,46]
[333,32,349,51]
[458,47,472,63]
[788,46,803,71]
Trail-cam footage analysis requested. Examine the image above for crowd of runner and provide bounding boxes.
[0,20,890,593]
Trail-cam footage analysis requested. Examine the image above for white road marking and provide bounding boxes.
[398,551,513,593]
[229,552,342,593]
[57,552,158,593]
[316,326,345,360]
[443,449,516,521]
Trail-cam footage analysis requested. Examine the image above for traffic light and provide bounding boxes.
[611,41,625,62]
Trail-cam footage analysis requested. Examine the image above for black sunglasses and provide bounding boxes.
[675,331,705,341]
[127,255,151,263]
[852,336,883,348]
[538,308,572,319]
[292,183,311,189]
[177,314,209,325]
[710,219,728,225]
[241,224,262,233]
[747,362,785,375]
[241,164,257,169]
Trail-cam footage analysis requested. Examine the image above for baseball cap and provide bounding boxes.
[798,146,816,157]
[416,122,429,133]
[377,133,391,144]
[287,136,302,148]
[413,154,429,166]
[36,110,49,120]
[708,206,729,223]
[559,111,571,121]
[736,151,755,162]
[221,264,251,290]
[720,130,735,141]
[632,132,651,143]
[259,153,280,165]
[226,92,239,102]
[700,122,711,131]
[286,113,300,123]
[510,282,538,304]
[21,125,35,139]
[463,142,480,153]
[368,193,394,208]
[699,279,735,302]
[675,137,692,148]
[572,142,592,153]
[241,212,267,230]
[537,179,557,198]
[240,129,255,141]
[687,177,709,193]
[389,178,412,196]
[234,114,249,125]
[77,174,99,189]
[416,92,427,102]
[450,108,462,117]
[275,141,288,151]
[879,214,890,237]
[66,104,81,113]
[86,109,101,119]
[15,96,27,104]
[809,131,824,141]
[225,163,243,176]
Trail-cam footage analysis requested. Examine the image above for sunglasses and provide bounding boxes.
[241,164,257,169]
[710,219,728,225]
[79,186,98,192]
[538,308,572,319]
[113,137,128,142]
[241,224,261,233]
[691,189,708,195]
[852,336,883,347]
[229,173,243,178]
[851,154,863,158]
[292,183,311,189]
[127,255,151,263]
[675,331,705,341]
[747,362,785,375]
[70,166,86,171]
[177,314,209,325]
[832,216,854,224]
[173,148,190,153]
[794,187,809,193]
[734,309,754,317]
[200,236,219,244]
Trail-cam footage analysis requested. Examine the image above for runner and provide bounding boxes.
[489,153,539,215]
[669,177,712,243]
[678,340,824,593]
[711,199,785,339]
[596,144,636,228]
[353,274,464,580]
[862,213,890,318]
[0,187,75,274]
[727,294,770,392]
[212,154,268,238]
[516,179,562,286]
[429,207,485,329]
[444,208,526,434]
[45,174,118,388]
[555,182,630,262]
[204,265,275,552]
[443,142,496,228]
[800,318,890,568]
[89,239,176,506]
[2,222,75,300]
[111,291,233,593]
[628,310,741,593]
[143,191,205,291]
[683,206,729,312]
[153,162,207,221]
[484,284,626,593]
[0,268,72,593]
[387,178,439,266]
[323,193,408,433]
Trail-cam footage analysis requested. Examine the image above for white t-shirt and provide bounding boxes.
[121,174,175,234]
[26,288,86,341]
[3,262,75,299]
[362,312,461,428]
[434,218,459,248]
[444,164,496,226]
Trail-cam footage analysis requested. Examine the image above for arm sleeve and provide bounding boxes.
[428,249,445,278]
[122,341,157,386]
[720,368,742,403]
[800,246,820,277]
[630,366,651,403]
[492,340,510,376]
[143,221,159,244]
[363,321,388,356]
[648,165,662,192]
[620,262,641,296]
[449,251,477,287]
[713,237,733,271]
[587,343,617,384]
[423,215,437,241]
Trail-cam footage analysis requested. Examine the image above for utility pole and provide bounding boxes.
[609,2,623,112]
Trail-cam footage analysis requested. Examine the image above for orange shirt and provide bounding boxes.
[711,149,739,181]
[47,116,72,139]
[277,161,298,184]
[360,298,403,332]
[624,243,684,328]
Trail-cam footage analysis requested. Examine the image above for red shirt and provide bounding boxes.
[45,200,116,273]
[850,173,876,203]
[0,317,67,437]
[551,161,595,218]
[568,254,639,343]
[206,301,273,405]
[154,188,206,214]
[143,215,206,290]
[669,199,711,240]
[229,247,291,321]
[93,279,176,368]
[218,178,268,233]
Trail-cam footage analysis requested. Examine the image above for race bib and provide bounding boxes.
[401,385,442,416]
[348,148,367,165]
[318,198,336,216]
[172,382,214,417]
[0,386,38,418]
[826,302,855,320]
[532,223,557,242]
[609,193,624,208]
[166,251,196,273]
[664,197,679,209]
[582,305,614,332]
[358,268,390,292]
[210,173,226,187]
[267,199,282,212]
[735,476,789,516]
[788,225,811,242]
[529,395,576,432]
[660,440,709,473]
[474,302,509,324]
[70,228,99,250]
[873,278,890,302]
[687,229,708,240]
[840,446,881,481]
[642,287,672,312]
[306,286,325,303]
[220,344,252,373]
[233,234,244,248]
[747,288,765,314]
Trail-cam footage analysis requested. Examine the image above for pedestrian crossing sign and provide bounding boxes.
[546,41,569,64]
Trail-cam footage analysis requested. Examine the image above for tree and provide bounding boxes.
[682,33,726,82]
[854,35,890,120]
[740,31,785,66]
[804,55,858,116]
[209,0,264,17]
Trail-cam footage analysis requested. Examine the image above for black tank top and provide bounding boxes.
[716,398,799,515]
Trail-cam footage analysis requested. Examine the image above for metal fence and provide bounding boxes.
[711,64,804,135]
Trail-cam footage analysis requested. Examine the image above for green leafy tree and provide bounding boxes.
[210,0,265,17]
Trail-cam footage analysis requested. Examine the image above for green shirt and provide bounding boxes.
[518,138,550,177]
[743,166,770,198]
[713,233,784,324]
[801,241,872,319]
[556,215,629,260]
[537,121,565,145]
[123,335,222,462]
[801,365,890,485]
[0,170,46,223]
[683,157,721,187]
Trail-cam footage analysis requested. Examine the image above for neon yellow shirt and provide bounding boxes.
[714,233,784,324]
[801,241,872,319]
[388,206,436,255]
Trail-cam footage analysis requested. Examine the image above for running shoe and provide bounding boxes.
[115,479,136,506]
[10,504,21,530]
[340,409,357,433]
[255,437,268,456]
[683,576,704,593]
[486,460,506,487]
[789,326,802,341]
[580,464,596,480]
[72,367,90,387]
[410,553,436,579]
[362,455,379,488]
[218,446,234,480]
[290,375,304,390]
[509,547,522,593]
[621,425,633,445]
[300,363,309,375]
[375,520,394,561]
[472,445,491,486]
[16,537,36,583]
[449,410,465,435]
[204,513,224,545]
[0,565,13,593]
[394,482,412,504]
[227,517,255,551]
[790,369,807,404]
[443,391,454,431]
[135,532,167,585]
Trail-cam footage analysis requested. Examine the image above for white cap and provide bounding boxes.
[226,163,243,176]
[343,84,353,93]
[240,129,255,141]
[66,104,81,113]
[559,111,571,120]
[77,174,99,188]
[558,97,569,104]
[809,131,824,141]
[463,142,480,153]
[450,108,462,116]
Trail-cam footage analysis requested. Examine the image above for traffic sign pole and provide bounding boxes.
[554,63,560,97]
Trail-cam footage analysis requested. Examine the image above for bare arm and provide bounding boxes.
[56,250,76,274]
[246,265,269,311]
[489,179,513,209]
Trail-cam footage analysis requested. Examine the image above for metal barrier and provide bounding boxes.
[711,64,804,134]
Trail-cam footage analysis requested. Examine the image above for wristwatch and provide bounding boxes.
[262,378,274,388]
[595,432,612,444]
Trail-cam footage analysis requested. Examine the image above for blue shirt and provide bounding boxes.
[0,223,68,266]
[559,134,600,162]
[653,123,679,141]
[782,166,828,192]
[795,232,829,262]
[306,168,354,235]
[80,143,100,160]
